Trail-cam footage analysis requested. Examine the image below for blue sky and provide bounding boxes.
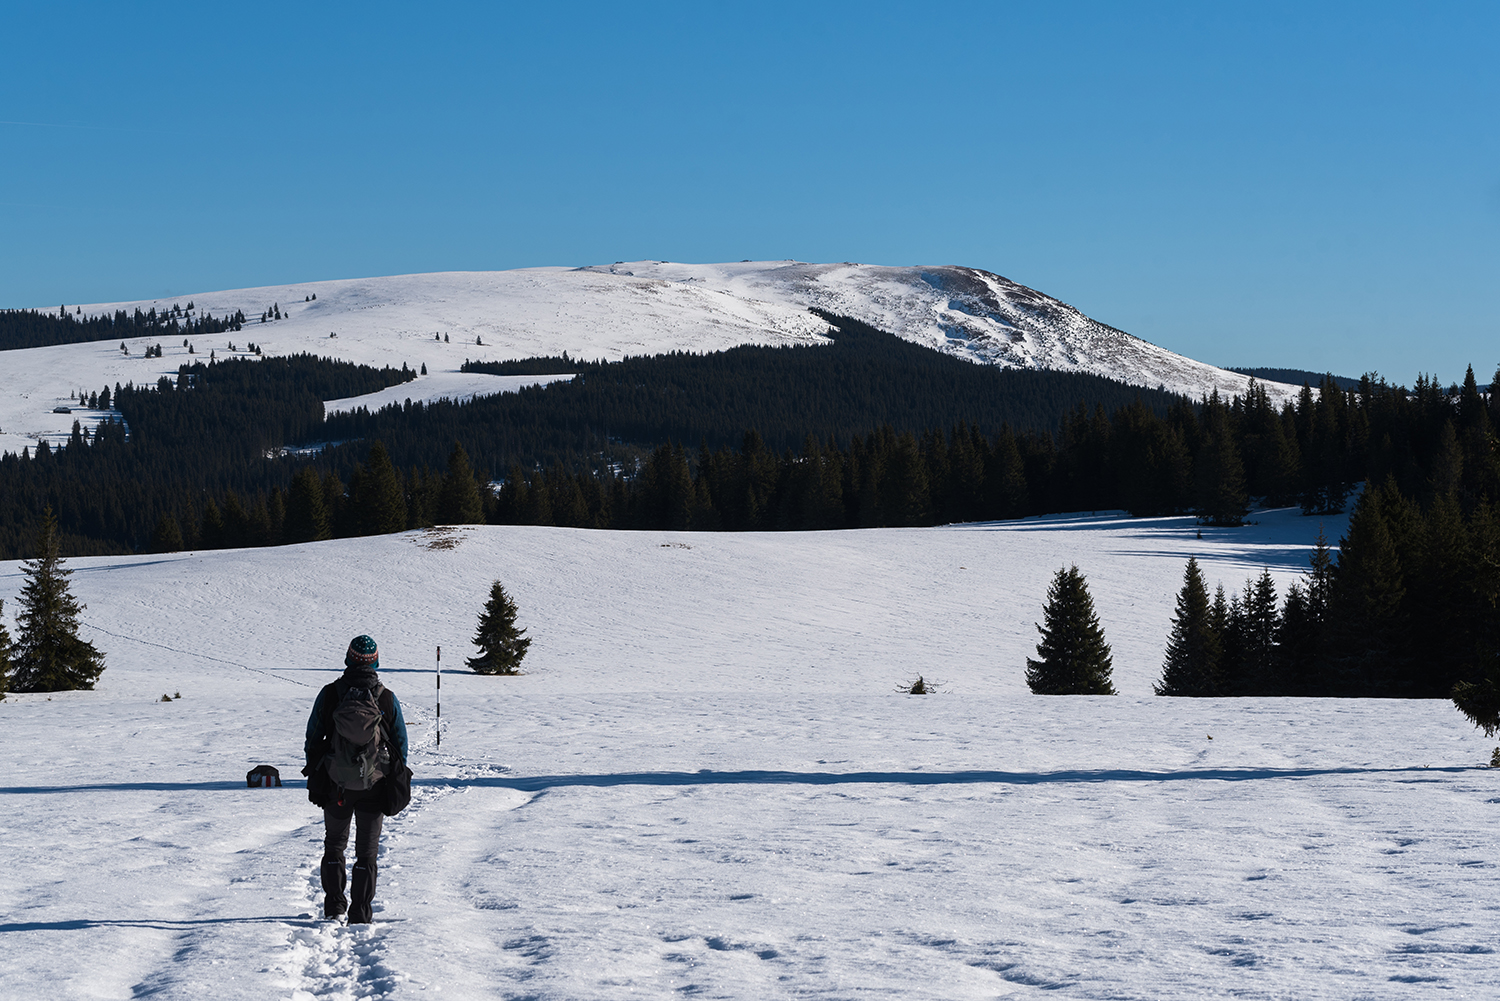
[3,2,1496,383]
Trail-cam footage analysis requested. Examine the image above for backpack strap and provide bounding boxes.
[377,688,399,762]
[316,681,342,742]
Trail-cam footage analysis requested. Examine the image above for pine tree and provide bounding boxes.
[1194,394,1248,526]
[0,598,12,699]
[151,513,184,553]
[1025,565,1116,695]
[1237,569,1280,695]
[467,580,531,675]
[437,442,485,524]
[1155,557,1221,696]
[1276,581,1317,695]
[1328,483,1407,695]
[11,508,106,692]
[200,496,225,549]
[354,441,407,535]
[285,465,332,543]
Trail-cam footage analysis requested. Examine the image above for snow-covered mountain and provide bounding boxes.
[586,261,1296,404]
[4,262,1297,456]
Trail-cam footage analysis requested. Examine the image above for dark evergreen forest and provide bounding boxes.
[340,313,1189,470]
[1,303,248,351]
[1152,475,1500,703]
[3,312,1500,703]
[1229,367,1361,392]
[0,354,415,558]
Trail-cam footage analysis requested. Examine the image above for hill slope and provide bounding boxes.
[5,262,1299,453]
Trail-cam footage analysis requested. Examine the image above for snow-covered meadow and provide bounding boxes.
[3,505,1496,1000]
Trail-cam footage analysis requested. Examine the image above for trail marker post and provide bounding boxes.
[436,645,442,749]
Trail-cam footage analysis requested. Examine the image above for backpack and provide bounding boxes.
[325,682,389,791]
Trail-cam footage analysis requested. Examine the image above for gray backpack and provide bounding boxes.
[326,684,388,791]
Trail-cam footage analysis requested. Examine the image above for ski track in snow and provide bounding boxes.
[4,510,1499,998]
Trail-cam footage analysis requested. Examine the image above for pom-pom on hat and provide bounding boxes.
[345,634,379,670]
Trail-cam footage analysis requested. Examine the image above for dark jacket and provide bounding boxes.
[304,667,410,776]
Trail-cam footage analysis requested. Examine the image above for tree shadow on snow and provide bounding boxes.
[3,766,1470,797]
[0,916,322,933]
[433,766,1468,791]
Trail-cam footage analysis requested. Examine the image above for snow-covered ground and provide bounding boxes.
[3,262,1300,457]
[4,504,1495,999]
[322,372,572,419]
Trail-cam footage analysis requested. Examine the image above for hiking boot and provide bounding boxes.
[348,861,377,924]
[321,860,348,919]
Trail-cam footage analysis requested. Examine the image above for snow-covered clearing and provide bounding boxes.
[3,505,1495,999]
[322,372,572,419]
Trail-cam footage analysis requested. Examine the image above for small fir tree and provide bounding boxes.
[1026,565,1116,695]
[12,508,106,692]
[467,581,531,675]
[1155,557,1221,696]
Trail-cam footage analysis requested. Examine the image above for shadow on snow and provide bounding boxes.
[0,766,1472,796]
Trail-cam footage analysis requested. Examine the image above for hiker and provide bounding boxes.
[304,635,410,923]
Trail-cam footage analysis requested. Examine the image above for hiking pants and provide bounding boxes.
[322,799,384,922]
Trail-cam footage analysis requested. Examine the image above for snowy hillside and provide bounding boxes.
[3,262,1299,457]
[590,261,1298,406]
[4,506,1497,999]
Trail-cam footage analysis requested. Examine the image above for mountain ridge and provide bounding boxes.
[39,260,1299,405]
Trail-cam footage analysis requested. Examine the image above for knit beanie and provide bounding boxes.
[345,634,379,671]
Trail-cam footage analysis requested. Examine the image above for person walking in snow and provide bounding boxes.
[303,635,410,923]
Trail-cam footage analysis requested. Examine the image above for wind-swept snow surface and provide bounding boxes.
[3,507,1495,999]
[4,261,1299,456]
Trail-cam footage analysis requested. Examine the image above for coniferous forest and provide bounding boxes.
[0,302,247,351]
[4,312,1500,703]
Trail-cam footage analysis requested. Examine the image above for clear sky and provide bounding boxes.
[3,1,1496,383]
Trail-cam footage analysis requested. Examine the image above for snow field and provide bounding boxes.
[2,508,1497,998]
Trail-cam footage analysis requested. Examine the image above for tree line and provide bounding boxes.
[485,362,1500,534]
[1156,473,1499,701]
[0,355,415,558]
[0,303,247,351]
[3,315,1498,563]
[1023,474,1500,707]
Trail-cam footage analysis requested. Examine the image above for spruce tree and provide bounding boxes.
[200,496,225,549]
[1194,393,1248,526]
[1025,565,1116,695]
[354,441,407,535]
[0,598,12,699]
[151,513,184,553]
[285,465,332,543]
[1276,581,1318,695]
[437,442,486,524]
[1328,483,1407,695]
[467,580,531,675]
[1155,557,1221,696]
[1238,569,1280,695]
[12,508,106,692]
